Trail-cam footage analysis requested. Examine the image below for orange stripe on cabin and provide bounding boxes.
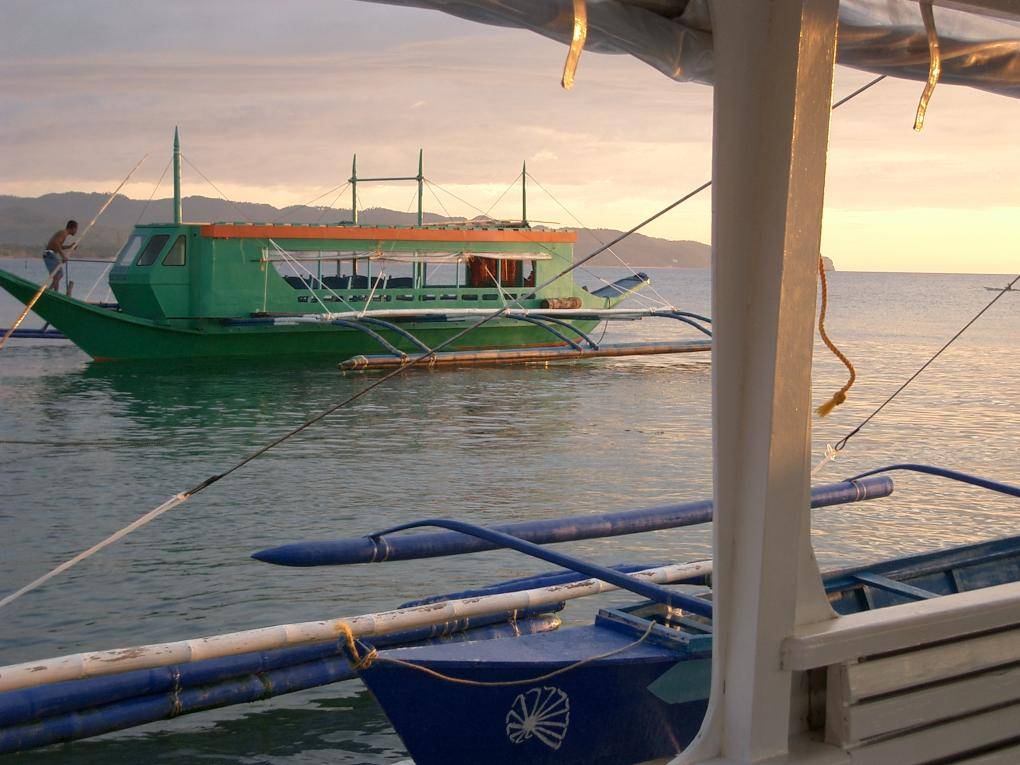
[199,224,577,244]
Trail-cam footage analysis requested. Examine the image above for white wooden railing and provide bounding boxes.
[782,582,1020,764]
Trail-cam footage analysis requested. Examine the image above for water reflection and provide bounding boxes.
[1,268,1017,764]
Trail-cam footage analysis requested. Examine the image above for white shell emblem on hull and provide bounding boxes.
[506,686,570,750]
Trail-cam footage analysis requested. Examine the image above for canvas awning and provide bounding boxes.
[368,0,1020,98]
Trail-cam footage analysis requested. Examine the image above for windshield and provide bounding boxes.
[136,235,170,266]
[114,235,144,266]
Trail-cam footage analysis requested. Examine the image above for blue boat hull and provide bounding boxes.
[360,623,709,765]
[361,533,1020,765]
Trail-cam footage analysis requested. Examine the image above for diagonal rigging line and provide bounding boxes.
[0,74,889,611]
[527,171,676,310]
[483,171,523,219]
[424,171,522,222]
[831,271,1020,453]
[429,174,674,310]
[183,154,254,224]
[135,157,173,226]
[0,181,707,611]
[313,182,352,224]
[284,180,350,223]
[77,157,176,305]
[424,179,453,219]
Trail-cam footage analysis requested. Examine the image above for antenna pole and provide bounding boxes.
[173,127,182,224]
[351,154,358,225]
[416,149,424,226]
[416,149,424,288]
[521,161,528,227]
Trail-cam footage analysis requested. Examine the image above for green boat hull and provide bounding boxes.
[0,268,599,362]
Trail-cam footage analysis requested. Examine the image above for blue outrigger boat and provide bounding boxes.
[352,530,1020,765]
[3,1,1018,762]
[0,466,1017,761]
[250,466,1020,765]
[344,531,1020,765]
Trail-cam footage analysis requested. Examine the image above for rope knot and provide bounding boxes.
[335,621,377,670]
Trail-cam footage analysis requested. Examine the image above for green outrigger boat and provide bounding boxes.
[0,136,707,363]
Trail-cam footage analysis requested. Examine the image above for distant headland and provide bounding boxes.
[0,192,833,271]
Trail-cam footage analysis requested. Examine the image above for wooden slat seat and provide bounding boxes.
[783,582,1020,764]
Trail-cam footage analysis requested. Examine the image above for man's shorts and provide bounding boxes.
[42,250,61,274]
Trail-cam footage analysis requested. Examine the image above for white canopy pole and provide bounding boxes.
[676,2,840,763]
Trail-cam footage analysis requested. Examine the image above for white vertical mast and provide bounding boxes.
[678,1,839,762]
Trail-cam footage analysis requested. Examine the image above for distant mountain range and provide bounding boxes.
[0,192,834,270]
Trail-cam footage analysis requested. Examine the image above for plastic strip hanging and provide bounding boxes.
[562,0,587,90]
[914,2,942,131]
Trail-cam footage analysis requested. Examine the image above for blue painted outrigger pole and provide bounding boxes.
[254,476,893,567]
[0,613,561,755]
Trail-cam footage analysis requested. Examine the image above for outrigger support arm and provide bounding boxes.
[353,316,433,354]
[504,313,585,350]
[652,311,713,337]
[368,517,714,617]
[528,312,600,349]
[328,319,407,359]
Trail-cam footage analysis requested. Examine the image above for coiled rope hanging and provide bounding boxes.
[816,255,856,417]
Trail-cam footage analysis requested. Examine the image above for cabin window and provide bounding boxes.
[115,235,144,266]
[135,235,170,266]
[268,250,326,289]
[378,260,415,289]
[423,262,458,288]
[500,259,536,288]
[500,259,522,287]
[465,256,498,288]
[162,236,187,266]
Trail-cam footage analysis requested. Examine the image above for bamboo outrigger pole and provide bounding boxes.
[0,559,714,693]
[0,152,148,353]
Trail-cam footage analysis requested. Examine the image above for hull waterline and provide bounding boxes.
[0,267,601,362]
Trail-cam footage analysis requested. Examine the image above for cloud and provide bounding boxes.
[0,1,1017,272]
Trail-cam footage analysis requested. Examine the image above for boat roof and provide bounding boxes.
[134,221,576,244]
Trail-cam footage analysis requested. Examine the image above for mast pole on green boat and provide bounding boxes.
[416,149,424,226]
[416,149,424,288]
[172,127,182,224]
[350,154,358,225]
[521,161,528,227]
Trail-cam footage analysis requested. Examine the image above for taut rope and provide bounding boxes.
[0,77,888,610]
[0,154,148,353]
[814,271,1020,472]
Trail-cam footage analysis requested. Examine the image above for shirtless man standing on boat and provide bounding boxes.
[43,220,77,292]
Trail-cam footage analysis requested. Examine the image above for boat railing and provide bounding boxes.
[775,465,1020,762]
[782,581,1020,763]
[287,283,526,303]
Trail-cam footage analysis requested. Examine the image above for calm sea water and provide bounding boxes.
[1,258,1018,763]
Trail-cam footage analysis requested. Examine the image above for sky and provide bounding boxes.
[1,0,1018,274]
